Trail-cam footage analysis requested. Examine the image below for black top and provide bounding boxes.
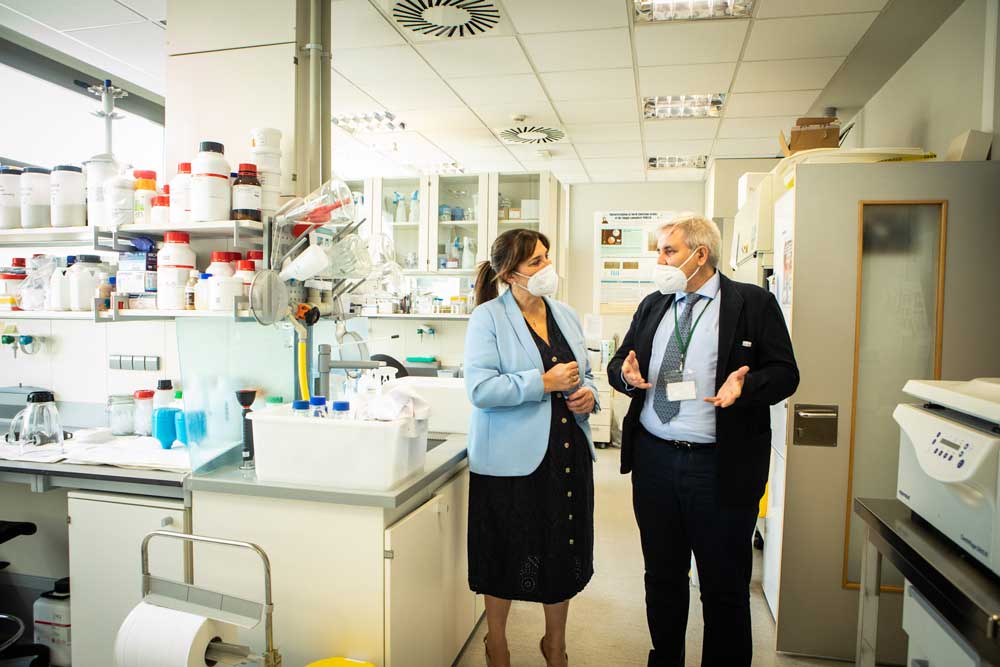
[27,391,54,403]
[199,141,225,154]
[854,497,1000,662]
[608,272,799,506]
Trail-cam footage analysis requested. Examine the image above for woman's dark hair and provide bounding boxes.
[474,228,550,306]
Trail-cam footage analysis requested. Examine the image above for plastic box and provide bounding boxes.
[384,376,469,435]
[249,410,428,490]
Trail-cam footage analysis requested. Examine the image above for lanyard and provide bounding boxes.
[672,295,712,370]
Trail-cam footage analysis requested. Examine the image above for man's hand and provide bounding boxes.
[566,387,595,414]
[622,350,652,389]
[704,366,749,408]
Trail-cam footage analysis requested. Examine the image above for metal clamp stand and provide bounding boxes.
[140,530,282,667]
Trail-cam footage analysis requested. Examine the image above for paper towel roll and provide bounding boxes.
[114,601,238,667]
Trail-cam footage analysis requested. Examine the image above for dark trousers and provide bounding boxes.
[631,427,759,667]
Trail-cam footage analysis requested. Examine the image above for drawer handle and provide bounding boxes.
[161,517,174,528]
[795,411,836,419]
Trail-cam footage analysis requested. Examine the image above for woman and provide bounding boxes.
[464,229,599,667]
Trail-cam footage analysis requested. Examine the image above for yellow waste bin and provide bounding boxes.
[307,660,376,667]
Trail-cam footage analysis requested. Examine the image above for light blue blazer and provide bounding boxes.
[464,289,599,477]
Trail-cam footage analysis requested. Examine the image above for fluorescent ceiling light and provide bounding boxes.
[643,94,725,120]
[647,155,708,169]
[332,111,406,134]
[634,0,754,22]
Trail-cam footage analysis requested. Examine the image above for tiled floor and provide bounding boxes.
[455,448,845,667]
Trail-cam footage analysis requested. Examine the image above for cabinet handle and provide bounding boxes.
[161,516,174,527]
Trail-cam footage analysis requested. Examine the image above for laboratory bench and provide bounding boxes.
[854,497,1000,666]
[1,433,476,666]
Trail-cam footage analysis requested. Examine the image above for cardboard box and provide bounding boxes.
[779,117,840,156]
[118,252,158,272]
[508,208,522,219]
[127,294,158,310]
[498,207,510,220]
[945,129,993,161]
[116,271,157,293]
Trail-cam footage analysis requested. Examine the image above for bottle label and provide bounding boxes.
[232,184,262,211]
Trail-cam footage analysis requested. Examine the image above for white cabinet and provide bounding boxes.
[372,176,431,272]
[590,372,613,444]
[384,469,476,667]
[429,174,489,273]
[68,491,187,667]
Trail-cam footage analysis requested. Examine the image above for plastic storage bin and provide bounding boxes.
[385,376,469,434]
[249,411,428,490]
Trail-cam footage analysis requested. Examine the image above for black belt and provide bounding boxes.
[663,439,716,450]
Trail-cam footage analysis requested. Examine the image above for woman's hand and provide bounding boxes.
[543,361,579,393]
[566,387,595,414]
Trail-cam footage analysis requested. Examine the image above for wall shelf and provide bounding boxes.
[364,313,470,321]
[0,221,265,251]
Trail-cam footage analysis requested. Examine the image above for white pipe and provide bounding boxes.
[103,83,114,155]
[309,0,321,190]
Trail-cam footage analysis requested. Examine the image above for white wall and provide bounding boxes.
[567,180,704,341]
[849,0,996,158]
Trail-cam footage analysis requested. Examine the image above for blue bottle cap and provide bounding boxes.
[291,399,309,410]
[309,396,327,406]
[333,401,350,411]
[200,273,212,279]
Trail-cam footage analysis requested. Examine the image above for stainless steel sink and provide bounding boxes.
[427,437,446,452]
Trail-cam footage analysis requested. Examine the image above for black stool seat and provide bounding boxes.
[0,522,36,546]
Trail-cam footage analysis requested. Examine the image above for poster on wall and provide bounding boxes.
[594,211,681,315]
[772,191,795,328]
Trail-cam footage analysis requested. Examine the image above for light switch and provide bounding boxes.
[143,356,160,371]
[121,356,135,371]
[109,355,122,370]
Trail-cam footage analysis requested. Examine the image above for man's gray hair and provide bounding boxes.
[658,214,722,268]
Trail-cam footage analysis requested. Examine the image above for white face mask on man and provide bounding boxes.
[652,247,703,295]
[514,264,559,297]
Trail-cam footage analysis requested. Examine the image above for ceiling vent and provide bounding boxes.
[392,0,501,39]
[497,126,566,145]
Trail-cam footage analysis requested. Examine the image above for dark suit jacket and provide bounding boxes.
[607,271,799,507]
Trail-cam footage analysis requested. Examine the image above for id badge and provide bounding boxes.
[663,368,698,402]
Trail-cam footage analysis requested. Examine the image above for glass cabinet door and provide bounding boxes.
[380,178,423,271]
[433,175,484,272]
[497,173,541,234]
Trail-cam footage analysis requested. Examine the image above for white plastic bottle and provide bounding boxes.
[168,162,192,225]
[208,274,243,311]
[233,260,256,297]
[47,267,70,311]
[194,273,212,310]
[20,167,52,228]
[0,166,22,229]
[103,175,135,229]
[206,251,234,277]
[49,165,86,227]
[33,578,71,666]
[67,255,104,311]
[154,379,174,410]
[156,231,196,310]
[191,141,231,222]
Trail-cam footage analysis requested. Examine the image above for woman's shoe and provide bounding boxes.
[540,636,568,666]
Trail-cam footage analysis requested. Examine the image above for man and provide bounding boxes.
[607,215,799,667]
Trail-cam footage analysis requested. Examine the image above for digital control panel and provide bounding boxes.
[927,431,970,469]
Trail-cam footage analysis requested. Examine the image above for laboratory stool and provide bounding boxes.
[306,659,376,667]
[0,521,50,666]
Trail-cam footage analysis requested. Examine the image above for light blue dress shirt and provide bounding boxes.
[633,271,721,443]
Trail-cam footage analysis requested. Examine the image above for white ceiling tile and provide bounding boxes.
[521,28,632,72]
[416,36,532,78]
[400,108,488,131]
[332,72,383,115]
[420,125,503,147]
[638,63,736,97]
[584,157,645,171]
[717,116,799,138]
[554,99,639,124]
[518,158,585,171]
[713,138,783,158]
[541,69,635,101]
[465,159,525,173]
[449,74,548,105]
[642,119,719,140]
[333,45,437,82]
[756,0,888,18]
[744,13,879,60]
[440,145,514,161]
[331,0,406,49]
[725,90,821,117]
[504,145,578,160]
[501,0,628,34]
[733,57,844,92]
[645,139,714,155]
[2,0,143,30]
[646,168,706,182]
[360,77,465,111]
[588,171,646,183]
[634,20,749,66]
[565,123,640,143]
[471,102,561,127]
[117,0,166,23]
[574,142,643,158]
[69,21,166,80]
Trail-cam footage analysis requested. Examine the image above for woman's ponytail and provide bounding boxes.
[474,261,499,306]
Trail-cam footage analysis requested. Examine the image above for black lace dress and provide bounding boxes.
[467,305,595,604]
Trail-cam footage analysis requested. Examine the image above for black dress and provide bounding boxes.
[467,305,595,604]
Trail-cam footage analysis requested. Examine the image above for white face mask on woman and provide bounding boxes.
[652,247,703,295]
[514,264,559,297]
